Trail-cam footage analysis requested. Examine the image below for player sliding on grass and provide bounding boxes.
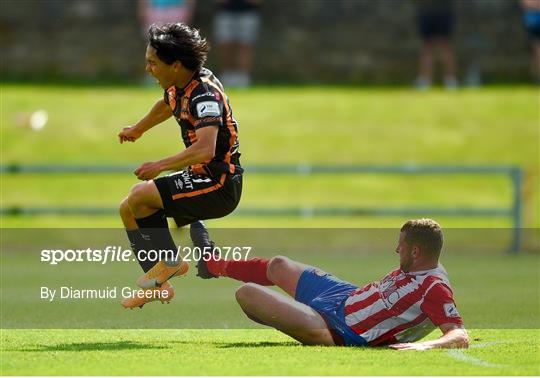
[118,23,242,308]
[199,219,469,349]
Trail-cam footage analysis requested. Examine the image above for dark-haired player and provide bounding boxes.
[199,219,469,349]
[118,23,242,308]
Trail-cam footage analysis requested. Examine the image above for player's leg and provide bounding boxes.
[163,171,242,278]
[134,170,241,287]
[215,11,237,87]
[417,39,434,87]
[415,11,434,88]
[119,182,188,308]
[120,186,181,273]
[127,180,163,219]
[203,251,309,297]
[189,220,219,278]
[119,197,153,273]
[440,38,458,88]
[266,255,310,296]
[235,11,260,87]
[191,214,305,290]
[126,181,181,268]
[121,281,175,309]
[235,283,336,346]
[119,197,138,230]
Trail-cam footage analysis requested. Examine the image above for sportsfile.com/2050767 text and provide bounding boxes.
[40,246,252,265]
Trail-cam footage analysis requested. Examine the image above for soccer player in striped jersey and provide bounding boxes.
[118,23,242,308]
[199,219,469,349]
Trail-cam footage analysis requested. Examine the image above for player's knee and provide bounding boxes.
[127,183,149,209]
[235,283,260,307]
[302,329,335,346]
[119,198,132,219]
[267,255,291,282]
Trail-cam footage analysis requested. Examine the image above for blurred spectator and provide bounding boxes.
[521,0,540,82]
[414,0,458,90]
[138,0,196,34]
[214,0,262,88]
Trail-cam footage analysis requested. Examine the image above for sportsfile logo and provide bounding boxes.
[40,246,133,265]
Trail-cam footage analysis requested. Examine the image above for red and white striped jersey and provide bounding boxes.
[343,265,463,346]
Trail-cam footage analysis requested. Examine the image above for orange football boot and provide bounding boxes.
[136,259,189,289]
[121,281,175,309]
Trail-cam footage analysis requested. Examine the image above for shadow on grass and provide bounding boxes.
[218,342,375,350]
[11,341,167,352]
[218,341,300,348]
[168,340,299,348]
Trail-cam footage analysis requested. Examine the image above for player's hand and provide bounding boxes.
[118,126,143,144]
[134,162,162,180]
[388,343,432,351]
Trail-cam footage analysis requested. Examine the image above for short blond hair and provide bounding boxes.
[400,219,443,258]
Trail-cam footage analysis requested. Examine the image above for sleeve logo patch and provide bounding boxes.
[443,303,460,317]
[196,101,221,118]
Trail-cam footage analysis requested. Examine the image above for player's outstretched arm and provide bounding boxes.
[119,99,172,144]
[389,323,469,350]
[133,126,217,180]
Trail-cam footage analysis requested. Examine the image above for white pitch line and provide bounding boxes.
[446,341,506,369]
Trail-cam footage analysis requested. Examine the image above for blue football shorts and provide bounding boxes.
[295,267,368,346]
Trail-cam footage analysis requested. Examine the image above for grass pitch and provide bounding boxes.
[1,227,539,375]
[1,84,539,375]
[1,329,539,375]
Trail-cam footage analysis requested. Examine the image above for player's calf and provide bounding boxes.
[190,222,275,286]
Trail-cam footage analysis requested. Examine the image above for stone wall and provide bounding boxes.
[0,0,533,84]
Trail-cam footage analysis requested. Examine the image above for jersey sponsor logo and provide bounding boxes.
[443,302,459,317]
[180,171,194,190]
[174,179,184,190]
[379,275,401,305]
[196,101,221,118]
[379,273,419,306]
[192,92,216,102]
[171,171,194,191]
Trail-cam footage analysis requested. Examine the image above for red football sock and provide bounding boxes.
[207,257,273,286]
[206,258,228,278]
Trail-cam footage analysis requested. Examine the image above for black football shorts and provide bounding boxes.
[154,170,242,227]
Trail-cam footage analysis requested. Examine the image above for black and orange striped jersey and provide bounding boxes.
[163,68,241,175]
